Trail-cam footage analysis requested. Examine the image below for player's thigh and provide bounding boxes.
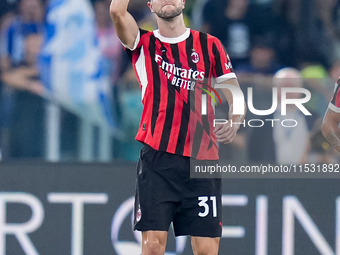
[191,236,220,255]
[173,177,222,237]
[142,231,168,255]
[134,145,181,232]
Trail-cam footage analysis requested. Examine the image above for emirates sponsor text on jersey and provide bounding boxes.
[155,54,205,90]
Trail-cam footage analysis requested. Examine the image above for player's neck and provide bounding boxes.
[156,14,186,38]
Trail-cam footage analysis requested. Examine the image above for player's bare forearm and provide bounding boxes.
[214,78,246,144]
[222,78,246,128]
[325,131,340,152]
[227,102,246,129]
[322,108,340,153]
[110,0,139,49]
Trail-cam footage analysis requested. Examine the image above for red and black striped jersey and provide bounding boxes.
[123,28,236,160]
[329,77,340,113]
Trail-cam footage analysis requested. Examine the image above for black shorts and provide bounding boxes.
[133,144,222,237]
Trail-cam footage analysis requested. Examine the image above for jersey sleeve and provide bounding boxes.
[119,28,149,54]
[212,38,237,83]
[119,28,150,67]
[119,28,141,51]
[329,78,340,113]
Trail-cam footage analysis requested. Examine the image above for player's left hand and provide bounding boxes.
[213,121,239,144]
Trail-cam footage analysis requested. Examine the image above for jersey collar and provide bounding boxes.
[153,28,190,44]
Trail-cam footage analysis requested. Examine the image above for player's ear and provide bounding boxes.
[182,0,185,9]
[147,0,153,12]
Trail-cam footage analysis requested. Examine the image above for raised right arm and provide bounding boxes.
[110,0,140,50]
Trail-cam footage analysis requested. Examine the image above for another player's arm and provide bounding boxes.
[322,108,340,153]
[214,78,247,144]
[109,0,139,49]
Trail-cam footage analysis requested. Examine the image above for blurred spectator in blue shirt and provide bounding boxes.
[1,33,45,158]
[0,0,45,158]
[237,38,283,75]
[0,0,45,71]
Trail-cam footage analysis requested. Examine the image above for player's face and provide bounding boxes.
[148,0,185,20]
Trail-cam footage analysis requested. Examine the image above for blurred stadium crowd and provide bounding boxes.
[0,0,340,163]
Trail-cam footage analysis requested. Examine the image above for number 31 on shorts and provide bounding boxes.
[198,196,217,217]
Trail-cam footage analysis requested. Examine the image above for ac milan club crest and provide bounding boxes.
[191,51,200,64]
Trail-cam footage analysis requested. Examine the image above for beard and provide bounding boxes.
[154,6,182,21]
